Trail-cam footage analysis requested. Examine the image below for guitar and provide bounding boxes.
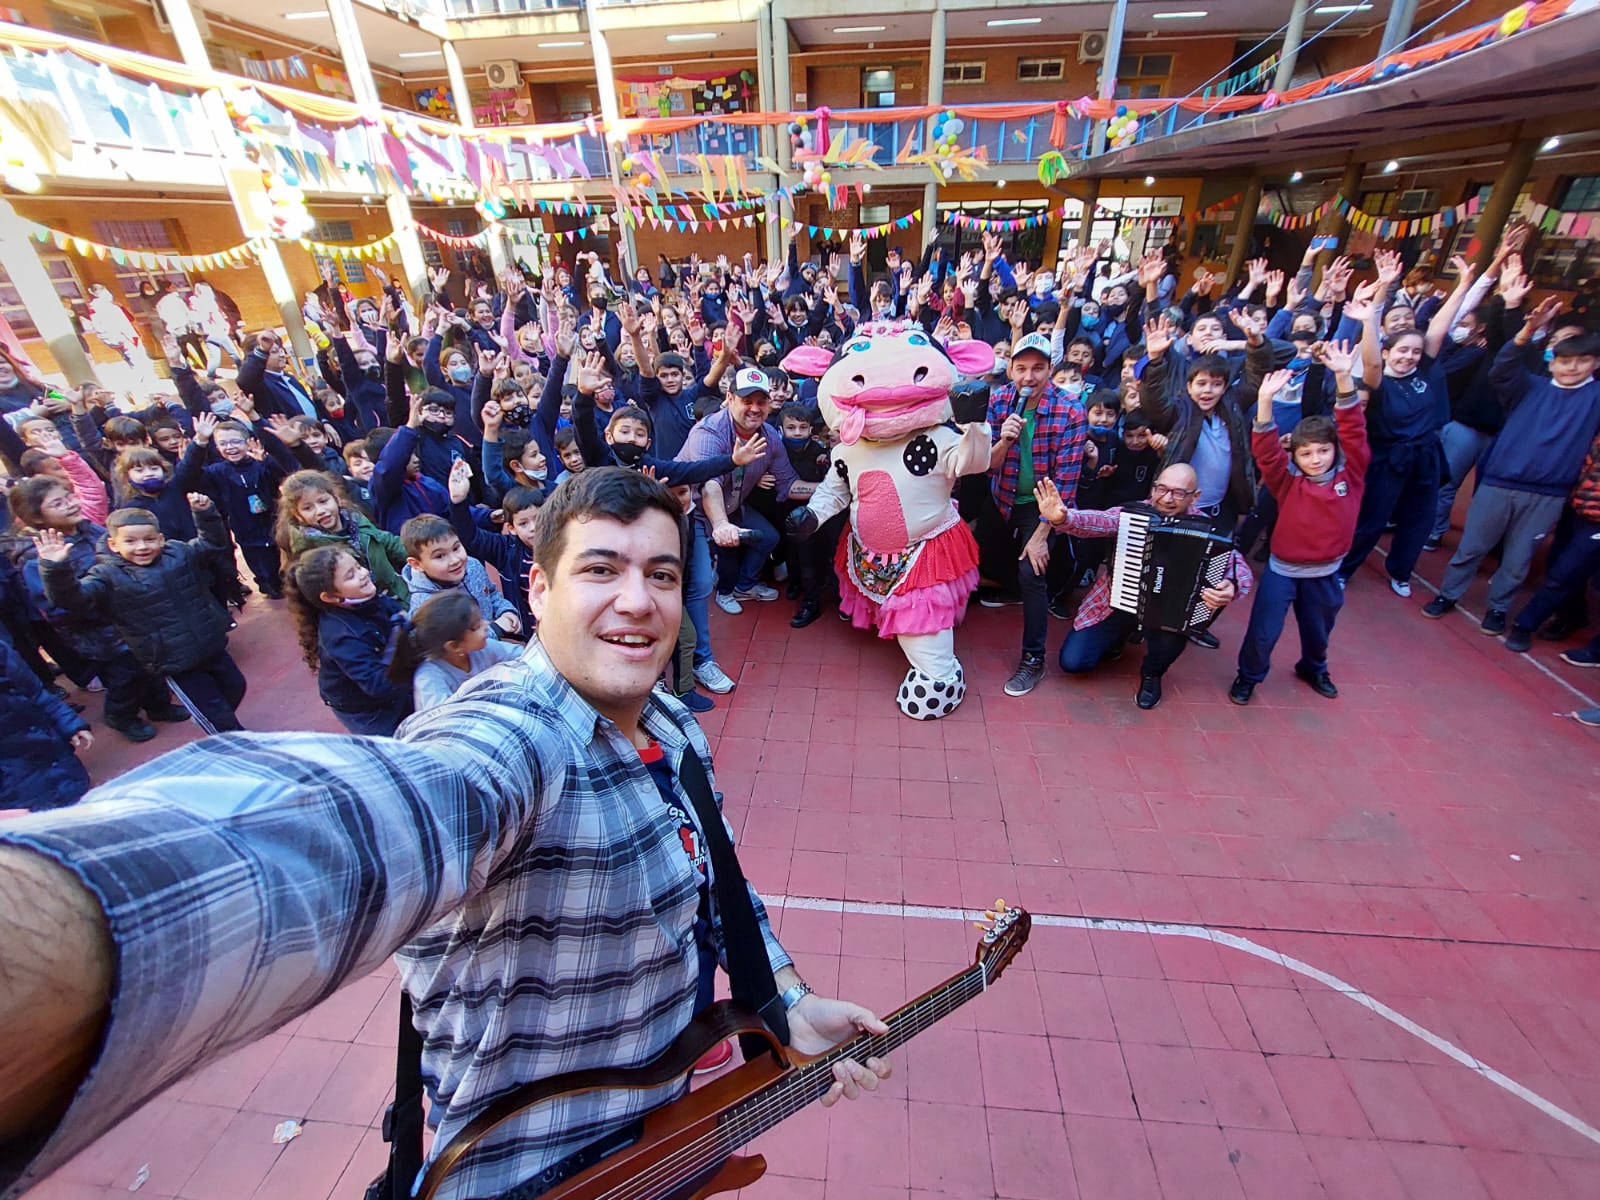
[417,901,1031,1200]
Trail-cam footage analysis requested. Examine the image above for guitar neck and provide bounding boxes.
[717,964,988,1148]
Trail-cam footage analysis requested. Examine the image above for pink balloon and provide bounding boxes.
[1261,90,1280,111]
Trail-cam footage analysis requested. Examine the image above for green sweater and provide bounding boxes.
[287,512,411,604]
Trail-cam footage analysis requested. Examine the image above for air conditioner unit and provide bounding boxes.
[484,60,522,90]
[1398,188,1438,214]
[1078,32,1107,63]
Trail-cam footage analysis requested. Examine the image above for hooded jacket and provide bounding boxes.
[0,626,90,811]
[287,510,411,605]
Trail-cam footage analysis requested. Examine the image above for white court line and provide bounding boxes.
[771,893,1600,1150]
[1376,540,1600,711]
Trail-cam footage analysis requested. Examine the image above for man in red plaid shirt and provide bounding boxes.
[979,332,1087,697]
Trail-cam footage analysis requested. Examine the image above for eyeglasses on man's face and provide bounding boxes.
[1151,483,1196,501]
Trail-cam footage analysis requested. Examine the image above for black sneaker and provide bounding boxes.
[1504,626,1534,653]
[1188,630,1220,650]
[1480,608,1508,636]
[1561,648,1600,668]
[1227,675,1255,706]
[1003,654,1046,697]
[1538,619,1584,641]
[790,600,822,629]
[1048,598,1072,620]
[107,715,157,743]
[678,690,715,713]
[1420,595,1456,619]
[1423,535,1443,552]
[147,705,191,723]
[979,590,1023,609]
[1135,675,1163,709]
[1294,663,1339,699]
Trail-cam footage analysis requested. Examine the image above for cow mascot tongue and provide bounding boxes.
[784,321,995,719]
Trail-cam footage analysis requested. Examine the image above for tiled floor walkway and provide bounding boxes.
[20,547,1600,1200]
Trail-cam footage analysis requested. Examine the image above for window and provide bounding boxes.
[92,220,186,301]
[1017,58,1064,82]
[1561,176,1600,212]
[0,252,87,341]
[313,220,355,243]
[1114,53,1172,99]
[859,204,891,226]
[934,199,1049,264]
[944,62,986,85]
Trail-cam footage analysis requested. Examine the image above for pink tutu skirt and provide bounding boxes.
[836,518,980,638]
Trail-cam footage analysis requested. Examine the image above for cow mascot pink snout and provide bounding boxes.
[784,322,994,719]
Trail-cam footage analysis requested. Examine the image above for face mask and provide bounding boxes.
[611,440,647,466]
[1081,314,1100,329]
[1543,347,1556,364]
[448,364,472,384]
[1288,355,1313,372]
[1089,422,1115,435]
[782,435,812,452]
[364,364,383,379]
[421,418,451,436]
[1064,381,1085,398]
[131,476,164,494]
[1450,326,1473,345]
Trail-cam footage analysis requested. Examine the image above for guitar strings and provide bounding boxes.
[587,971,989,1200]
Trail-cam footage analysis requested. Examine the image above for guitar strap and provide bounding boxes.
[676,744,791,1057]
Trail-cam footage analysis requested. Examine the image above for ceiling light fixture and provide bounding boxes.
[1152,11,1209,20]
[398,50,444,58]
[1541,136,1562,152]
[1313,4,1375,13]
[1290,170,1304,182]
[538,40,586,48]
[986,17,1043,27]
[666,32,720,42]
[282,10,330,19]
[833,25,887,33]
[997,178,1007,188]
[1145,175,1156,185]
[1383,159,1399,173]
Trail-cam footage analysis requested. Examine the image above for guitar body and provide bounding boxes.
[415,904,1031,1200]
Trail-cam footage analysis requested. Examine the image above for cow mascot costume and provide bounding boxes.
[784,321,994,719]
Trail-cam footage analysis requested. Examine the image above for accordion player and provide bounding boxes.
[1109,503,1238,634]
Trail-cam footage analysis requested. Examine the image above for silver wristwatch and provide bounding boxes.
[779,981,813,1011]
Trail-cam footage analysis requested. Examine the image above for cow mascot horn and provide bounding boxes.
[783,321,994,719]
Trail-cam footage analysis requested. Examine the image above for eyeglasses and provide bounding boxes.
[1150,484,1197,500]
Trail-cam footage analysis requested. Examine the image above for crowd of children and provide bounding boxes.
[4,218,1598,805]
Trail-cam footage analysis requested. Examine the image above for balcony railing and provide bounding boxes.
[439,0,581,15]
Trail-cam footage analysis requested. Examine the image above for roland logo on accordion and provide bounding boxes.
[1109,503,1235,635]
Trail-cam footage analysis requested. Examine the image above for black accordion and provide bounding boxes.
[1109,503,1236,634]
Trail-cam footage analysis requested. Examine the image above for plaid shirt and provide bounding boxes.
[0,641,790,1200]
[1054,506,1255,630]
[986,382,1087,520]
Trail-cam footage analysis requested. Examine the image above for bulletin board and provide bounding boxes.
[618,70,758,158]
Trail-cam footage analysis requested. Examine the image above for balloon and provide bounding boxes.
[946,118,964,135]
[1116,105,1128,117]
[1499,3,1530,36]
[620,156,634,171]
[1260,91,1279,111]
[821,171,832,183]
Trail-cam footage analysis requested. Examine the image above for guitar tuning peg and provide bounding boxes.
[972,921,989,932]
[994,899,1007,912]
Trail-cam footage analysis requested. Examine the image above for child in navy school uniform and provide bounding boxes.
[180,411,305,598]
[446,460,541,633]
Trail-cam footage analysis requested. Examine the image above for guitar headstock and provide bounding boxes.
[972,899,1031,982]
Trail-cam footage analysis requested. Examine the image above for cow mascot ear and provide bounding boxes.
[781,344,835,378]
[945,339,996,378]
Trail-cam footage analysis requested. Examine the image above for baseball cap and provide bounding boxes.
[1011,332,1053,362]
[733,366,772,397]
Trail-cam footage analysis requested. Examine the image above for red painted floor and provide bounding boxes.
[20,542,1600,1200]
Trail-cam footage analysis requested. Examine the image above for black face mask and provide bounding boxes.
[782,435,813,452]
[611,440,647,466]
[421,418,451,436]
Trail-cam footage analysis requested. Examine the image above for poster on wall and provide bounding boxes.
[619,69,758,158]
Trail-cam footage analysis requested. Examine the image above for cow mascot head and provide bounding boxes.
[784,322,995,719]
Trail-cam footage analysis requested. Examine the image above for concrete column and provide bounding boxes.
[584,4,639,272]
[162,0,312,360]
[756,2,782,262]
[921,4,947,251]
[1315,159,1364,279]
[325,0,429,304]
[1379,0,1420,57]
[1472,134,1538,275]
[1224,175,1263,291]
[773,13,793,171]
[443,40,474,129]
[1091,0,1129,156]
[1274,0,1311,93]
[0,200,98,384]
[1077,179,1101,247]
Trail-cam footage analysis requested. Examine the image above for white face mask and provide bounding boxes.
[1449,325,1473,344]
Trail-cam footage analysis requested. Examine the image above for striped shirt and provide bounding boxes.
[0,640,790,1200]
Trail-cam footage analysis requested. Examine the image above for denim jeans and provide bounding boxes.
[686,523,715,668]
[334,703,409,737]
[714,504,779,596]
[1512,514,1600,633]
[1060,612,1189,678]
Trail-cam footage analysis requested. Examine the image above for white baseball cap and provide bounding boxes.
[733,366,772,396]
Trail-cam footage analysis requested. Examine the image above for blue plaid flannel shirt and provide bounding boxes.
[986,382,1087,521]
[0,640,790,1200]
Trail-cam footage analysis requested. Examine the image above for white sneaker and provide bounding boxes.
[773,562,789,583]
[1390,577,1412,598]
[715,592,744,615]
[733,583,780,602]
[695,661,736,693]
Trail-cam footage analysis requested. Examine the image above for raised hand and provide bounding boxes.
[245,437,267,462]
[1233,307,1266,343]
[1138,252,1166,288]
[481,399,503,434]
[264,414,301,446]
[849,232,866,265]
[32,527,69,563]
[1447,254,1476,287]
[1286,275,1308,310]
[732,433,767,467]
[1033,478,1068,526]
[1143,315,1175,358]
[187,492,214,511]
[428,267,450,290]
[618,302,642,337]
[448,458,473,505]
[575,351,609,395]
[1257,368,1295,405]
[1374,248,1404,287]
[192,412,218,443]
[1498,254,1532,307]
[478,346,498,375]
[554,323,576,360]
[1247,258,1269,286]
[1318,338,1359,379]
[1343,279,1380,322]
[1524,295,1564,333]
[1264,270,1286,302]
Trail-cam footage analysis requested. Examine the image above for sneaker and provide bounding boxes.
[85,676,105,693]
[1420,595,1456,619]
[147,705,191,723]
[1389,577,1412,598]
[678,690,715,713]
[1227,675,1255,706]
[1573,707,1600,727]
[1423,535,1443,552]
[694,661,737,693]
[1188,630,1220,650]
[714,592,744,615]
[732,583,780,602]
[1479,608,1508,636]
[106,715,156,743]
[772,562,789,583]
[1504,626,1534,653]
[1048,598,1072,621]
[1560,648,1600,668]
[1293,663,1339,699]
[1538,619,1584,641]
[1003,654,1046,697]
[260,585,284,600]
[978,590,1023,609]
[1135,675,1163,710]
[790,600,822,629]
[693,1039,734,1074]
[1335,575,1347,592]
